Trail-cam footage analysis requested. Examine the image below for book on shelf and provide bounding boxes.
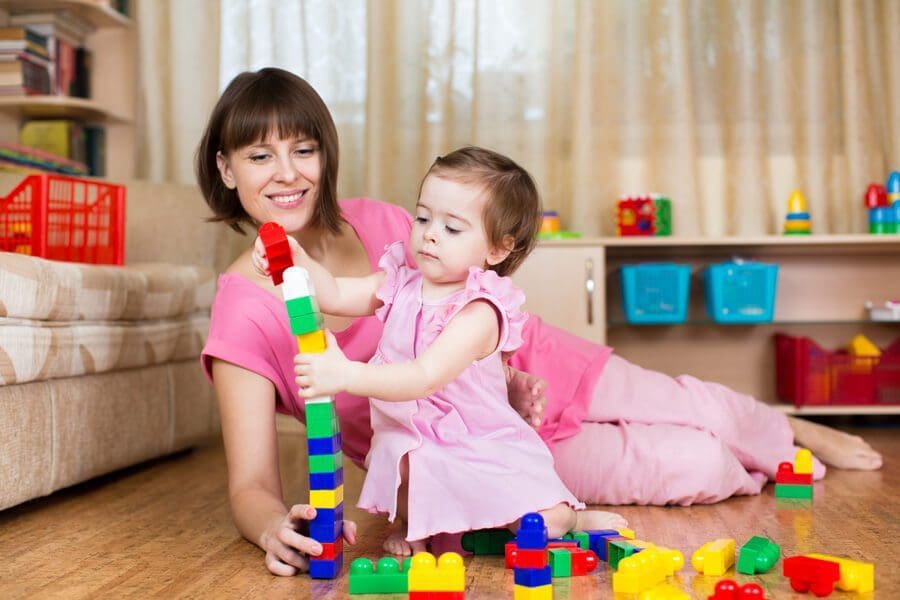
[9,13,90,96]
[0,51,51,95]
[0,27,51,61]
[19,119,105,176]
[0,141,89,176]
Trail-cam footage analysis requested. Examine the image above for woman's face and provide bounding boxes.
[216,132,321,233]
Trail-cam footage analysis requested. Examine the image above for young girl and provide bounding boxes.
[254,146,627,554]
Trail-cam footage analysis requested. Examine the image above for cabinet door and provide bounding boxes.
[511,245,605,343]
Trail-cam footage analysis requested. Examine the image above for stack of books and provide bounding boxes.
[8,12,93,97]
[0,26,52,96]
[0,141,89,176]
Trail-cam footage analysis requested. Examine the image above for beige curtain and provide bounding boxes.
[139,0,900,236]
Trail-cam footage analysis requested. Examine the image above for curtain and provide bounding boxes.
[139,0,900,236]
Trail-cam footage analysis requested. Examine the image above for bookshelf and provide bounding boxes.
[511,235,900,417]
[0,0,135,180]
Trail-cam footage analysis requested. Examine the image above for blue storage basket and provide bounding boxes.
[620,263,691,324]
[703,260,778,323]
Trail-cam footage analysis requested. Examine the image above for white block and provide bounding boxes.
[282,267,315,300]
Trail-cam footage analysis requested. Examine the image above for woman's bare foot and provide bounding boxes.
[789,417,882,470]
[382,522,429,556]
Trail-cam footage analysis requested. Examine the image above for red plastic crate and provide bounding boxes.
[0,174,125,265]
[775,333,900,407]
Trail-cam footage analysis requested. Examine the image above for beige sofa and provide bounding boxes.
[0,175,239,511]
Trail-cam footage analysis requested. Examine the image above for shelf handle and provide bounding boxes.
[584,258,595,325]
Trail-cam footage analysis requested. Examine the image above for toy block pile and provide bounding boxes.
[775,448,813,499]
[407,551,466,599]
[784,553,873,596]
[260,222,343,579]
[511,513,553,599]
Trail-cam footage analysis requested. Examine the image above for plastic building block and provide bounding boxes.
[513,565,552,587]
[640,583,690,599]
[513,548,548,569]
[309,504,343,542]
[290,311,325,335]
[407,552,465,592]
[317,538,343,560]
[775,462,813,485]
[794,448,813,475]
[783,555,840,597]
[505,540,577,569]
[308,553,342,579]
[807,554,874,593]
[285,294,319,316]
[736,536,780,574]
[408,593,465,600]
[259,221,293,285]
[307,433,342,455]
[309,484,343,508]
[617,527,636,539]
[309,468,343,490]
[516,513,549,550]
[616,195,672,236]
[348,556,408,594]
[513,584,552,600]
[570,548,599,575]
[308,451,343,473]
[775,483,813,499]
[581,529,620,561]
[609,539,650,569]
[461,528,514,555]
[613,548,667,594]
[691,539,735,576]
[548,548,571,577]
[297,329,327,353]
[849,334,881,357]
[707,579,766,599]
[562,530,590,550]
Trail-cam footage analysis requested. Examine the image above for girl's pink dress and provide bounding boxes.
[357,242,583,540]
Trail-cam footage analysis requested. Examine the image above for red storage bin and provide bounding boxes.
[0,174,125,265]
[775,333,900,407]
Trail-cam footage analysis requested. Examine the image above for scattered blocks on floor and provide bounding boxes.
[736,536,780,574]
[461,528,514,555]
[806,554,874,594]
[691,538,735,576]
[783,555,841,597]
[348,556,409,595]
[407,552,465,593]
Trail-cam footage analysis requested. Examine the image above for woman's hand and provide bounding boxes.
[261,503,358,577]
[295,331,357,398]
[505,364,547,429]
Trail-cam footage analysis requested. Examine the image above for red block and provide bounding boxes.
[570,548,599,575]
[708,579,766,599]
[513,548,548,569]
[776,462,813,485]
[783,555,840,597]
[258,221,293,285]
[317,537,343,560]
[505,541,572,569]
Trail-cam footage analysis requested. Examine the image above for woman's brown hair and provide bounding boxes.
[424,146,542,276]
[196,68,343,234]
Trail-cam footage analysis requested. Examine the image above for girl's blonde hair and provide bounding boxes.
[423,146,541,276]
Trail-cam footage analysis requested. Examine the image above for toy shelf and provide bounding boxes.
[0,0,132,28]
[512,235,900,417]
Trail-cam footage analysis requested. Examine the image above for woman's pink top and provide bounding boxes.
[357,243,582,539]
[201,197,612,466]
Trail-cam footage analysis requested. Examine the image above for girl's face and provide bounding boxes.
[411,174,511,286]
[216,132,321,233]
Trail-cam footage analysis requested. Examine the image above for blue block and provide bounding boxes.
[309,504,343,542]
[584,529,620,561]
[309,468,344,490]
[514,566,552,587]
[516,513,548,550]
[308,554,342,579]
[308,433,342,455]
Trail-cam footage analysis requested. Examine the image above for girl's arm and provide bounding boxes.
[296,300,500,401]
[253,236,384,317]
[212,359,356,575]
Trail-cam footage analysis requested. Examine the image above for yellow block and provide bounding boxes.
[794,448,813,475]
[639,583,690,600]
[807,553,874,593]
[407,551,465,592]
[614,548,667,594]
[513,584,552,600]
[691,538,735,576]
[787,189,807,212]
[308,485,343,508]
[848,334,881,358]
[297,329,326,353]
[617,527,636,539]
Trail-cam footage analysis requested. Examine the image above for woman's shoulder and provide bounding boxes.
[340,197,412,228]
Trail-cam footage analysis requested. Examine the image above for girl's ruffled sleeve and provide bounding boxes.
[463,267,528,353]
[373,241,408,322]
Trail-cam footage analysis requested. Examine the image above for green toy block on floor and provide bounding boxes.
[775,483,813,499]
[563,531,590,550]
[549,548,572,577]
[461,528,514,555]
[737,535,780,574]
[349,556,409,594]
[608,540,642,569]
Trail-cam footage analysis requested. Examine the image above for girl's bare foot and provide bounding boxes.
[534,503,628,539]
[574,509,628,532]
[789,417,882,470]
[382,522,428,556]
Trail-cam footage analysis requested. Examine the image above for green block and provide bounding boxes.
[349,556,408,594]
[305,400,335,421]
[309,451,343,473]
[286,295,319,317]
[775,483,813,499]
[608,540,639,570]
[290,311,324,335]
[549,548,572,578]
[306,416,339,438]
[653,197,672,235]
[737,535,780,574]
[461,528,514,555]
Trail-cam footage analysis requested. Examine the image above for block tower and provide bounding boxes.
[512,513,552,600]
[774,448,813,499]
[783,190,811,235]
[260,222,343,579]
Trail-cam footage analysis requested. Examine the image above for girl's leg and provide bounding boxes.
[383,455,429,556]
[551,421,769,505]
[788,416,881,470]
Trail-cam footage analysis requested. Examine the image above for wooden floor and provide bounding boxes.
[1,426,897,599]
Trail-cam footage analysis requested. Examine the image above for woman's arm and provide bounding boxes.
[295,300,499,401]
[212,359,356,576]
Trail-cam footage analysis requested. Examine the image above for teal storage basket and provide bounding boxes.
[620,263,691,324]
[704,260,778,323]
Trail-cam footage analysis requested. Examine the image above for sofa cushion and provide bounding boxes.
[0,254,215,321]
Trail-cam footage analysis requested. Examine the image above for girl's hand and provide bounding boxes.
[505,364,547,429]
[295,330,357,398]
[261,503,358,577]
[251,234,305,280]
